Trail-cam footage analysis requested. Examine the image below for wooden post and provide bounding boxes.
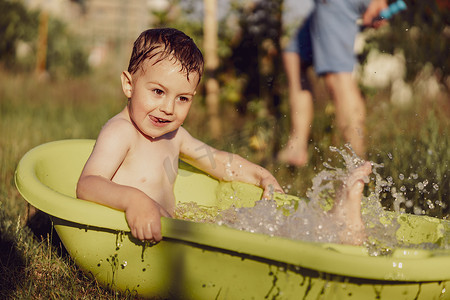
[203,0,221,138]
[36,10,49,77]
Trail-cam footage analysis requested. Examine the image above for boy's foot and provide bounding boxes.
[334,161,372,245]
[277,141,308,167]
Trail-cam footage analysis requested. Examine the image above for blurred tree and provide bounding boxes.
[149,0,204,40]
[226,0,283,117]
[0,0,38,70]
[45,16,90,77]
[0,0,89,77]
[218,0,284,156]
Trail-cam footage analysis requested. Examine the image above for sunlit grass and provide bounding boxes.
[0,69,131,299]
[0,67,448,298]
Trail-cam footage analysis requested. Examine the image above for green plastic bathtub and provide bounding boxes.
[15,139,450,299]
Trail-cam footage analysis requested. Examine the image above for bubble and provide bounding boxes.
[387,176,393,184]
[413,207,424,215]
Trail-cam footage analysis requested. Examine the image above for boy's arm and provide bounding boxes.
[178,128,283,198]
[76,120,169,242]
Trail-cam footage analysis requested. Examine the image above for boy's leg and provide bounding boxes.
[325,72,366,158]
[278,52,313,166]
[332,161,372,245]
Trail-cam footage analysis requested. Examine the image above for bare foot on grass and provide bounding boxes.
[277,140,308,167]
[277,90,313,167]
[332,161,372,245]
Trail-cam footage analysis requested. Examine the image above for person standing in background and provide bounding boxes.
[278,0,388,166]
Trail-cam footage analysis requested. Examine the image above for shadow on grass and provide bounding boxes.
[0,236,25,299]
[26,210,68,257]
[0,209,68,298]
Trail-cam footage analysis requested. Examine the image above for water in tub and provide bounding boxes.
[174,145,449,254]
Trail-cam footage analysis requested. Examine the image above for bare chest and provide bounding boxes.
[112,140,180,206]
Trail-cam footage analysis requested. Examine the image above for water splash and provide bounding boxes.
[175,145,448,254]
[174,202,218,223]
[217,145,380,245]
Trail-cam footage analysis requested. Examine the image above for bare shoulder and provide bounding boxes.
[98,112,137,144]
[80,112,138,177]
[90,111,139,160]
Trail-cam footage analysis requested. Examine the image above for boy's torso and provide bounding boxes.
[111,115,181,213]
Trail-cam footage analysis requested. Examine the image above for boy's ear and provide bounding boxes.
[121,71,133,98]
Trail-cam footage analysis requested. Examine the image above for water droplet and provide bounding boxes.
[121,261,127,269]
[426,199,435,209]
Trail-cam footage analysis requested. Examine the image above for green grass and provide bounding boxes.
[0,69,133,299]
[0,67,448,298]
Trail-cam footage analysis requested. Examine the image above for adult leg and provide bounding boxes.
[277,52,313,166]
[325,72,366,158]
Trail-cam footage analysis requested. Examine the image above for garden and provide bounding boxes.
[0,0,448,298]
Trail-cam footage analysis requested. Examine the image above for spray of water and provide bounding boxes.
[175,145,448,254]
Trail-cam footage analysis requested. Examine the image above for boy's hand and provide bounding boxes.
[260,174,284,199]
[125,195,171,242]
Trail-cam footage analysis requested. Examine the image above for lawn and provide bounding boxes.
[0,65,448,298]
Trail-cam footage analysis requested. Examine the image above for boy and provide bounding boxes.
[77,28,371,245]
[77,28,283,242]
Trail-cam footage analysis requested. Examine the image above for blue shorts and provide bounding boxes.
[285,0,371,75]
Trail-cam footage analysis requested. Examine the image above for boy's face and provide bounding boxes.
[121,55,199,139]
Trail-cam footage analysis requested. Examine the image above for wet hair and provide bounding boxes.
[127,28,204,83]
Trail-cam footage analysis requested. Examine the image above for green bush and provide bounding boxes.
[0,0,90,77]
[45,17,90,77]
[0,0,38,70]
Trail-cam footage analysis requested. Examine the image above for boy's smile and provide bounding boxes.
[121,55,199,139]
